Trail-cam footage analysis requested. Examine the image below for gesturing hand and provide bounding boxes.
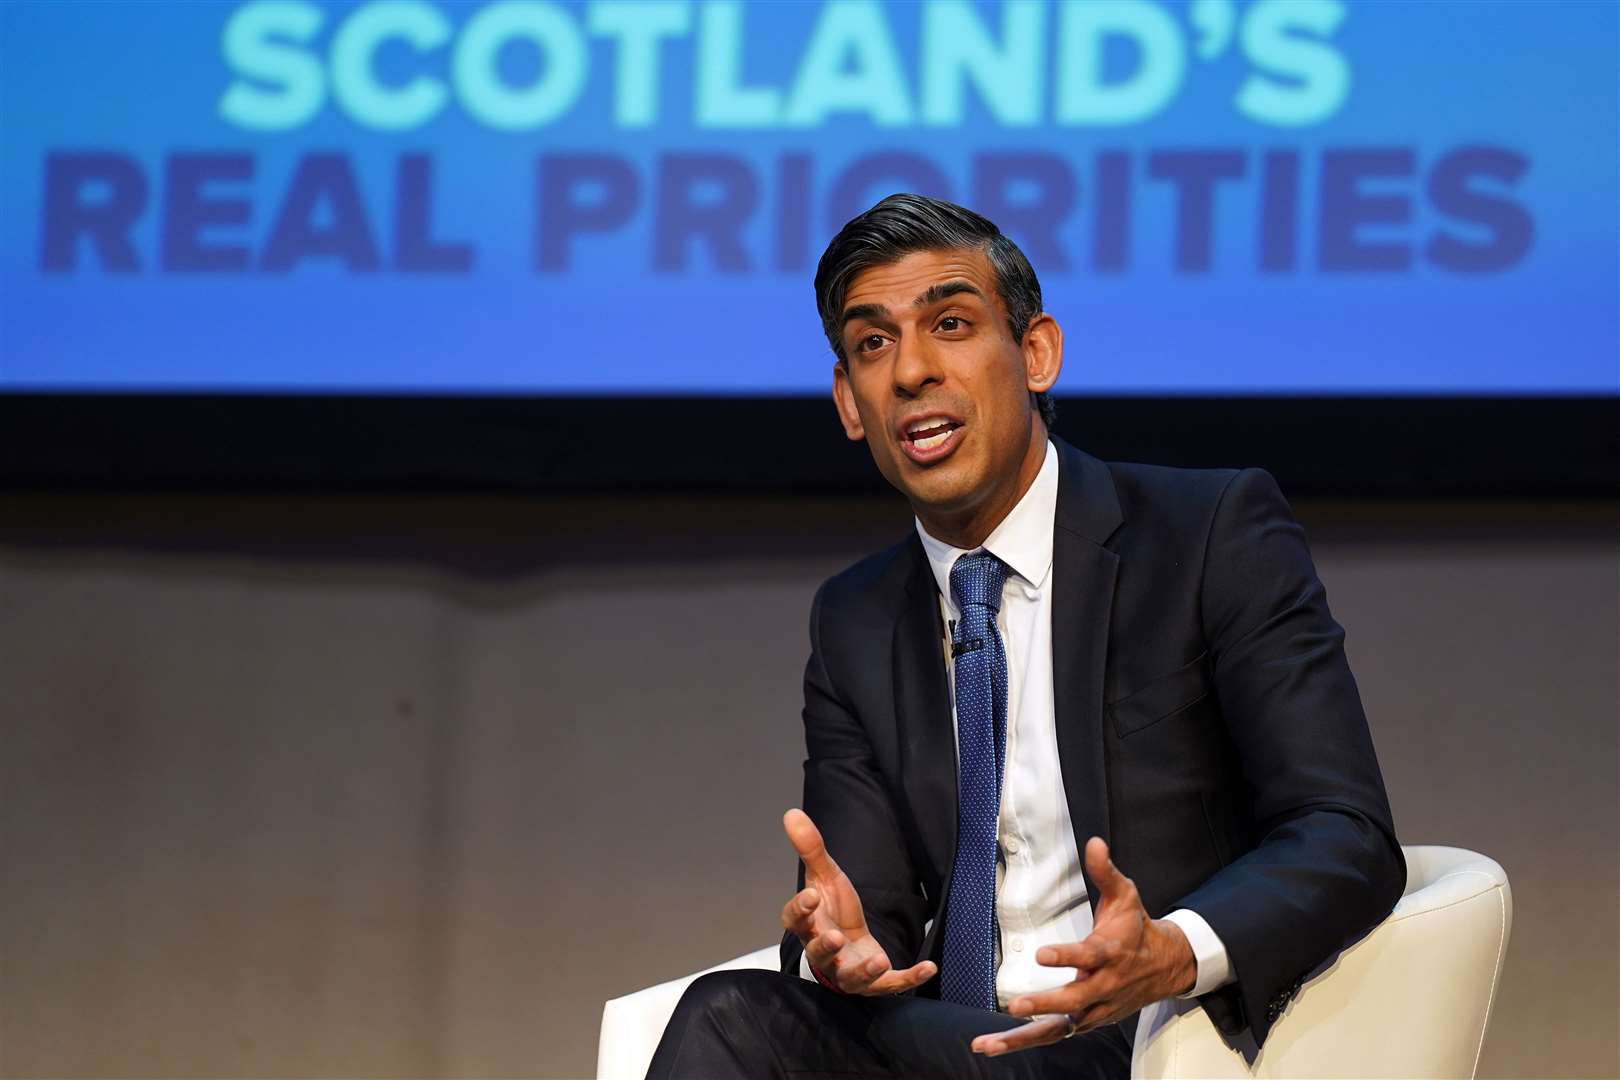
[971,837,1198,1057]
[780,808,938,996]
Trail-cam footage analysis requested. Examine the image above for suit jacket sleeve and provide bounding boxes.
[1174,467,1406,1045]
[780,582,932,980]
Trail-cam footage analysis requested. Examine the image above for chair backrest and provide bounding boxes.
[1130,845,1513,1079]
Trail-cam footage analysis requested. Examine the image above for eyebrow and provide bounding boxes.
[839,279,989,328]
[915,279,987,309]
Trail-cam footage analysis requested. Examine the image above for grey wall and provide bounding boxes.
[1,491,1615,1079]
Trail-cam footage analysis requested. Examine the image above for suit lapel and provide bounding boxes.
[1050,440,1124,912]
[892,539,956,884]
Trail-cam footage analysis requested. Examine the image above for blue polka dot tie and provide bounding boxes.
[939,550,1011,1010]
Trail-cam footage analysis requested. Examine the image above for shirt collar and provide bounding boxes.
[915,438,1058,606]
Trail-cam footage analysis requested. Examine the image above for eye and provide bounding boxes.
[937,315,967,332]
[856,333,889,354]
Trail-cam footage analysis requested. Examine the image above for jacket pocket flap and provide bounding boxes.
[1108,651,1213,737]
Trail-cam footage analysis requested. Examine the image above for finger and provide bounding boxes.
[1033,938,1113,973]
[803,927,846,971]
[842,939,894,990]
[783,809,842,881]
[1007,978,1109,1019]
[780,886,821,936]
[1084,836,1138,907]
[810,952,887,997]
[970,1015,1072,1057]
[863,960,938,995]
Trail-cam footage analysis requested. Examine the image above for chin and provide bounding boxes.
[896,465,983,513]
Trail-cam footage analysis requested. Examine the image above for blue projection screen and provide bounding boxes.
[2,0,1617,395]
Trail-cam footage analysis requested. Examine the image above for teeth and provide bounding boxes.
[907,417,951,435]
[913,429,951,451]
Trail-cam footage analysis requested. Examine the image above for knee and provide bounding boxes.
[650,969,793,1079]
[669,969,779,1028]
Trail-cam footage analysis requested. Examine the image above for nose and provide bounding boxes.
[891,334,944,398]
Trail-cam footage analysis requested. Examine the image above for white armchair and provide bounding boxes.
[597,845,1511,1079]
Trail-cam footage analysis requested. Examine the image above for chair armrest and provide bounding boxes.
[597,945,780,1080]
[1131,846,1512,1079]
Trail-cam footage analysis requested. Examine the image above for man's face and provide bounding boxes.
[831,247,1060,522]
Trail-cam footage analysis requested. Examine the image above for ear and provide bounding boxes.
[832,362,866,441]
[1022,313,1063,395]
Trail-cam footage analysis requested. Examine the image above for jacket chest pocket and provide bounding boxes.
[1107,651,1213,738]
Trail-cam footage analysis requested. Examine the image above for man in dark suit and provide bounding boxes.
[646,194,1404,1079]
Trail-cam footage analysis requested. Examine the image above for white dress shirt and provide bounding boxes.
[802,439,1232,1006]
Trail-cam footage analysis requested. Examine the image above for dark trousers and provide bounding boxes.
[644,969,1133,1080]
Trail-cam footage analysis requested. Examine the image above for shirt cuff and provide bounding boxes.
[799,951,846,992]
[1161,908,1234,998]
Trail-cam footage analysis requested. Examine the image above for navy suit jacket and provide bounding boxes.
[778,438,1405,1047]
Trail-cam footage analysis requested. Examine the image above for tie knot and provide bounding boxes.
[949,550,1010,614]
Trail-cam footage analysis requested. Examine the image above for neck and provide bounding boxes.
[915,421,1048,550]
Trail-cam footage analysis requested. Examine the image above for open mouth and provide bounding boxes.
[900,417,965,462]
[907,420,959,449]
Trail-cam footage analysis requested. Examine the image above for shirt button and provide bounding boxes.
[1010,937,1024,952]
[1003,836,1021,854]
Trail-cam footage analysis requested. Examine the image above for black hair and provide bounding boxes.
[814,192,1056,429]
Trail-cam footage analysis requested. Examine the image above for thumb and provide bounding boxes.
[784,808,840,882]
[1084,836,1128,901]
